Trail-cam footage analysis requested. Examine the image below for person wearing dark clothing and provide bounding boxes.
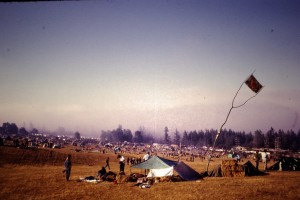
[117,155,125,173]
[64,155,72,181]
[255,150,261,170]
[98,166,107,180]
[105,157,110,170]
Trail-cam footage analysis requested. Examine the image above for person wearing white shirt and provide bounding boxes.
[262,150,268,171]
[143,152,150,161]
[118,154,125,172]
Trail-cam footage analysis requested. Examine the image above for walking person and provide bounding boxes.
[64,154,72,181]
[105,157,110,170]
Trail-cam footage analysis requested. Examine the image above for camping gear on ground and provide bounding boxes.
[105,171,117,182]
[128,173,144,182]
[79,176,100,183]
[140,183,151,189]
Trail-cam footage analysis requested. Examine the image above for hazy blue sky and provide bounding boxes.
[0,0,300,136]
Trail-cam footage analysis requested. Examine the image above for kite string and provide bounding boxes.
[205,80,243,171]
[205,74,261,172]
[233,93,258,108]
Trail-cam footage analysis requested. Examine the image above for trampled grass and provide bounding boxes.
[0,146,299,200]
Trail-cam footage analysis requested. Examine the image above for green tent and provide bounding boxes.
[131,156,201,181]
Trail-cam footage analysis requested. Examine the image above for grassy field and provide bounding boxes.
[0,146,299,200]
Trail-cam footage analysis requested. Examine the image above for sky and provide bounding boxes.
[0,0,300,136]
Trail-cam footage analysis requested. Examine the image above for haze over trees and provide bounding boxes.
[0,122,299,151]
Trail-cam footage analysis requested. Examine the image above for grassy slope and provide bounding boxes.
[0,146,299,200]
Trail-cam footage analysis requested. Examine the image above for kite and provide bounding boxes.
[245,75,263,93]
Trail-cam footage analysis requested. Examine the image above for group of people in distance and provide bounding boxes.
[63,152,152,182]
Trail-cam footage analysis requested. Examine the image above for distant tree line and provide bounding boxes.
[99,125,299,152]
[0,122,39,137]
[1,122,299,151]
[100,125,156,144]
[0,122,61,139]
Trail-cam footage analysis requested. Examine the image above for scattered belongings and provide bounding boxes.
[140,183,151,189]
[136,177,146,184]
[105,171,117,182]
[127,173,144,182]
[78,172,117,183]
[132,177,151,188]
[79,176,100,183]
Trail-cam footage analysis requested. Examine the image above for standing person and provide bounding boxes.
[143,152,150,175]
[262,150,268,171]
[105,157,110,170]
[64,154,72,181]
[118,154,125,173]
[143,152,150,161]
[255,150,261,170]
[127,157,130,165]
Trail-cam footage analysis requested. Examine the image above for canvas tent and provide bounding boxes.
[243,161,265,176]
[268,157,300,171]
[131,156,201,181]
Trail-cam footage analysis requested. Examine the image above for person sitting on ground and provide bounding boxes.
[98,166,107,181]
